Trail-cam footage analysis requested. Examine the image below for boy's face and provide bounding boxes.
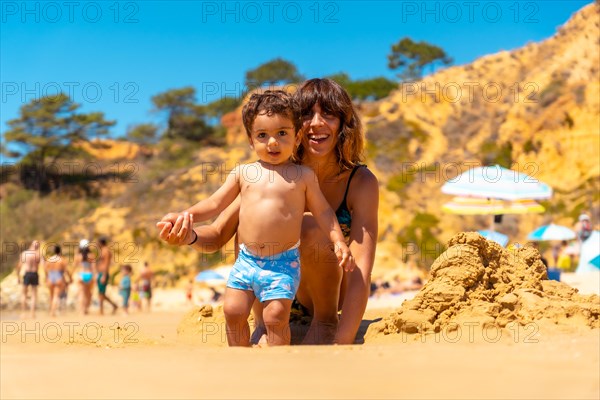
[249,112,298,165]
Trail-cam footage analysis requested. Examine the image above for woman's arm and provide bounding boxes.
[335,168,379,344]
[304,167,353,271]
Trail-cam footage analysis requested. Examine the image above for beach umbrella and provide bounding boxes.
[442,165,552,201]
[527,224,576,241]
[442,197,545,215]
[195,270,225,284]
[478,230,509,247]
[213,265,232,280]
[576,231,600,274]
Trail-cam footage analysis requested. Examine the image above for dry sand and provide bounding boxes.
[2,232,599,399]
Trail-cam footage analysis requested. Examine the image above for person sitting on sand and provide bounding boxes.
[157,90,354,346]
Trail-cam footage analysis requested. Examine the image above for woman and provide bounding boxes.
[158,79,379,344]
[75,239,95,315]
[45,244,70,317]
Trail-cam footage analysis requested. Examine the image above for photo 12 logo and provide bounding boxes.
[399,81,540,104]
[400,1,540,24]
[200,1,340,23]
[1,82,140,104]
[1,1,140,24]
[1,240,140,264]
[1,321,139,344]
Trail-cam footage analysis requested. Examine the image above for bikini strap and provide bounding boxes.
[341,165,362,207]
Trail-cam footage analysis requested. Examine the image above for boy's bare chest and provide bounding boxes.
[240,167,304,199]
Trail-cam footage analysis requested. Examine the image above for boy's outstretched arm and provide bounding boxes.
[188,167,241,222]
[157,171,241,246]
[303,168,354,272]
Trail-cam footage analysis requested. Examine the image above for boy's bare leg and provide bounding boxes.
[263,299,292,346]
[223,287,255,347]
[250,300,267,345]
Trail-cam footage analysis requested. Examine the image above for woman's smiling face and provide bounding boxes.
[301,103,341,159]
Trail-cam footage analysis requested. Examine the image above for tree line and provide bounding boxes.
[2,38,451,193]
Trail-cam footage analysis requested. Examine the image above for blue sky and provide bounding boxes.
[0,0,592,141]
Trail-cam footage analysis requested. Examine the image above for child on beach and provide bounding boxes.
[119,265,133,314]
[131,282,141,311]
[186,279,194,306]
[157,90,353,346]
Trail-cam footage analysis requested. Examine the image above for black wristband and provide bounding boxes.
[188,230,198,246]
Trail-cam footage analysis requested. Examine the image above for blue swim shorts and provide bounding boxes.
[227,243,301,302]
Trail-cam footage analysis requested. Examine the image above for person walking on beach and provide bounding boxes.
[139,262,154,312]
[97,237,118,315]
[45,244,70,317]
[186,279,194,306]
[75,239,94,315]
[158,90,353,346]
[15,240,42,318]
[119,264,133,315]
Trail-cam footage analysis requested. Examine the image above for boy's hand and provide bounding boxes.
[334,241,355,272]
[156,212,194,246]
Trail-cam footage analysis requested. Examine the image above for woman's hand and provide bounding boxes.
[156,212,194,246]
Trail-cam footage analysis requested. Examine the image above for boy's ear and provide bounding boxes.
[247,136,254,149]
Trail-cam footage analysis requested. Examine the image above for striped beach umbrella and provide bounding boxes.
[442,197,545,215]
[195,270,225,285]
[442,165,553,201]
[478,230,509,247]
[527,224,576,241]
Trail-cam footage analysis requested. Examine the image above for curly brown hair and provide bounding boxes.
[293,78,364,170]
[241,90,302,138]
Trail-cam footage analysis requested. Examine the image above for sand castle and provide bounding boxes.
[367,232,599,340]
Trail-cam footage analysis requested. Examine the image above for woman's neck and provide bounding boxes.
[303,154,341,182]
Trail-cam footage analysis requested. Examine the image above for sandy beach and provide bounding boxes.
[2,235,599,400]
[2,269,599,400]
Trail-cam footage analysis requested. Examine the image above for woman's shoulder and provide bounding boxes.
[353,165,378,187]
[347,165,379,204]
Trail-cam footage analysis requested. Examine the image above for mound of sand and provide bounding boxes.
[367,232,599,340]
[177,305,233,346]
